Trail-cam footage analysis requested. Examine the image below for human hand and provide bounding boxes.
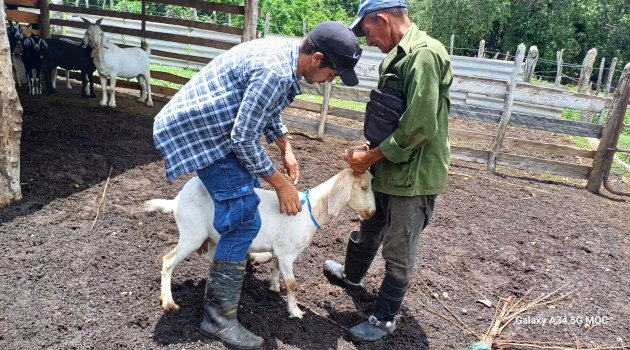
[282,151,300,185]
[341,144,371,174]
[275,180,302,215]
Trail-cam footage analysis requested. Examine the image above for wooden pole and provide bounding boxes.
[303,18,307,36]
[587,62,630,193]
[449,34,454,55]
[39,0,51,39]
[555,49,564,86]
[317,82,332,140]
[141,0,146,37]
[595,57,605,96]
[0,5,24,208]
[504,51,509,61]
[578,48,597,122]
[264,13,270,36]
[596,58,618,125]
[524,45,539,82]
[604,57,618,97]
[478,39,485,58]
[487,44,526,173]
[242,0,259,42]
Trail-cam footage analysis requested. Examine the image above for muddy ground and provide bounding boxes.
[0,82,628,350]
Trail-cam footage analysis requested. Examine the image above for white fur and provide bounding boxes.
[81,18,152,107]
[144,168,375,319]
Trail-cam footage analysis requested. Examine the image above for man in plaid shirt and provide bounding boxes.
[153,21,362,349]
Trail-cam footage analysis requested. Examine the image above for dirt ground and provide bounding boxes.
[1,82,628,350]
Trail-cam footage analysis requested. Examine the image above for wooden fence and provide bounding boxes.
[284,47,630,194]
[5,0,259,96]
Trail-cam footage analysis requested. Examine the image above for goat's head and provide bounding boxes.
[328,168,376,219]
[24,34,47,52]
[8,21,23,40]
[81,17,104,49]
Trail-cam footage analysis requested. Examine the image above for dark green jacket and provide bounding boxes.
[374,24,452,196]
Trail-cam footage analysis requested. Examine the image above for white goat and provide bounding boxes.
[81,18,152,107]
[144,168,376,319]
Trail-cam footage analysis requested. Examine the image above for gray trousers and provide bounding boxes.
[351,191,436,283]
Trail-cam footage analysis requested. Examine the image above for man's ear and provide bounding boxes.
[312,52,324,66]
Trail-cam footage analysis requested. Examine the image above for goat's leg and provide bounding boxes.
[143,71,153,107]
[276,255,305,319]
[52,67,57,90]
[66,71,71,89]
[107,73,117,107]
[98,74,108,106]
[160,237,205,311]
[136,74,147,103]
[269,257,281,292]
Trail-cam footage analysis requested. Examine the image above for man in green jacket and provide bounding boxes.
[323,0,452,343]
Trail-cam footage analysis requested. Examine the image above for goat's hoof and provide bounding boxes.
[288,308,305,319]
[269,285,280,293]
[108,102,117,108]
[146,101,154,107]
[162,301,180,312]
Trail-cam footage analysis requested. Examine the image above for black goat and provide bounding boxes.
[7,21,24,55]
[42,38,97,97]
[22,33,47,95]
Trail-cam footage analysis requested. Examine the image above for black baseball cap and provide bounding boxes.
[308,21,362,86]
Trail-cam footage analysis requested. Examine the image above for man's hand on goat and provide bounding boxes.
[264,171,302,216]
[341,145,385,174]
[282,151,300,185]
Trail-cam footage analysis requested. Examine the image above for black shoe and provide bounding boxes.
[346,315,396,343]
[200,260,263,349]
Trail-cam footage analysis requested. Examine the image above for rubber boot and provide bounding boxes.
[200,260,263,349]
[323,231,378,290]
[346,274,408,343]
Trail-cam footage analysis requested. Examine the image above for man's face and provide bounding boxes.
[303,54,337,84]
[361,15,392,53]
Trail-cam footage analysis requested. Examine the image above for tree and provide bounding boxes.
[0,5,24,207]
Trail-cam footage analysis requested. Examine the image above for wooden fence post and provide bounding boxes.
[595,57,605,95]
[449,34,454,55]
[578,48,597,122]
[604,57,618,97]
[39,0,51,39]
[0,5,24,208]
[596,58,619,124]
[504,51,509,61]
[264,13,270,36]
[242,0,259,42]
[555,49,564,86]
[487,43,526,173]
[587,62,630,193]
[524,45,539,82]
[317,82,332,140]
[478,39,485,58]
[303,19,307,36]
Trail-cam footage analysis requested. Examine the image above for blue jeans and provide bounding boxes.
[196,153,261,262]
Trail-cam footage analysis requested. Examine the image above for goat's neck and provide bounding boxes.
[303,174,341,229]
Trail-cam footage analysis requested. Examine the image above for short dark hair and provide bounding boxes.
[366,7,408,21]
[299,36,336,70]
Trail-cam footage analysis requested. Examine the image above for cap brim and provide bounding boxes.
[338,67,359,87]
[349,16,365,37]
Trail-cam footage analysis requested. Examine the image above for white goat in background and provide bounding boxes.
[144,168,376,319]
[81,18,152,107]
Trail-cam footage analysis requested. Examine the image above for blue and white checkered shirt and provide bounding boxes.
[153,37,302,180]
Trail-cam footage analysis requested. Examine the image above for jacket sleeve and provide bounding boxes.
[379,49,442,164]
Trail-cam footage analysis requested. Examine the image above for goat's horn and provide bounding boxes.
[80,17,92,24]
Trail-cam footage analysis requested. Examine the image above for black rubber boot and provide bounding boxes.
[323,231,379,290]
[200,260,263,349]
[346,274,408,343]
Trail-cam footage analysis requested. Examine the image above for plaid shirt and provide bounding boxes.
[153,38,302,180]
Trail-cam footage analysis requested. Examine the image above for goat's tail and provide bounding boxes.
[140,38,151,55]
[143,198,174,213]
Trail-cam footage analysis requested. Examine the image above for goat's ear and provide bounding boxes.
[96,18,103,26]
[328,169,354,217]
[81,17,92,24]
[23,37,32,47]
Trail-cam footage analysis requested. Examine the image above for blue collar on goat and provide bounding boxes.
[300,189,321,231]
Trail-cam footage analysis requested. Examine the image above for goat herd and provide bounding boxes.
[6,17,153,108]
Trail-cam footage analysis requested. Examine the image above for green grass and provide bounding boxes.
[149,64,198,89]
[296,94,366,111]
